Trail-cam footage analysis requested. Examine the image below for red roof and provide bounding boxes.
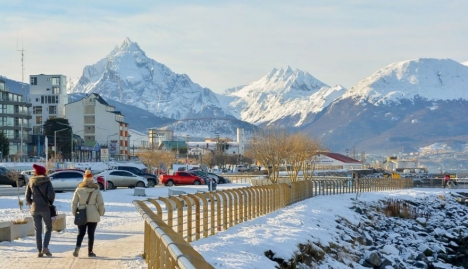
[320,152,361,164]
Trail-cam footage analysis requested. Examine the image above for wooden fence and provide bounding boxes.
[133,177,413,269]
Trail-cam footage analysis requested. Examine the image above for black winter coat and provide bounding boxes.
[25,175,55,213]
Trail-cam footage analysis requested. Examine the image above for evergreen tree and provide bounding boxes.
[0,131,9,158]
[43,118,72,160]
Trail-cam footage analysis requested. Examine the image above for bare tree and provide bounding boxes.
[6,153,27,222]
[248,128,290,183]
[248,128,325,183]
[137,149,174,174]
[283,133,323,182]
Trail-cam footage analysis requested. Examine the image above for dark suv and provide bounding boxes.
[0,166,28,187]
[111,166,158,187]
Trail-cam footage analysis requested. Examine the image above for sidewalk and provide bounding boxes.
[0,220,147,269]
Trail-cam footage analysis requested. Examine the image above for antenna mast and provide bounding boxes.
[17,37,25,157]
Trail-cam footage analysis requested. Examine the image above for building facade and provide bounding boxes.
[65,93,129,161]
[0,78,32,157]
[29,74,68,135]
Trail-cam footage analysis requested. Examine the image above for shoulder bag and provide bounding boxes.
[74,191,94,226]
[35,184,57,220]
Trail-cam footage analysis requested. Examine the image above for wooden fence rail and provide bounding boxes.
[133,177,413,269]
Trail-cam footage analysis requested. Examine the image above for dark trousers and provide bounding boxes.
[76,222,98,253]
[32,211,52,252]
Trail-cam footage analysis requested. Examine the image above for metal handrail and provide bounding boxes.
[133,177,412,268]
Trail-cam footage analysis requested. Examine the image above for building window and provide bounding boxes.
[84,116,95,124]
[51,77,60,86]
[35,116,42,124]
[33,106,42,114]
[30,77,37,85]
[52,87,60,94]
[41,95,59,104]
[33,126,42,134]
[49,105,57,114]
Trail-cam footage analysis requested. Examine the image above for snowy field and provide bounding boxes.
[1,183,467,268]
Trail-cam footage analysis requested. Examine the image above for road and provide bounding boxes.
[0,186,25,196]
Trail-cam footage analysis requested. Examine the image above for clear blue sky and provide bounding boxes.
[1,0,467,93]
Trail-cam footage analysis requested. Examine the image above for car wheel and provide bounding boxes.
[98,183,104,190]
[165,180,174,186]
[147,179,155,188]
[136,181,146,188]
[193,180,201,185]
[107,181,114,190]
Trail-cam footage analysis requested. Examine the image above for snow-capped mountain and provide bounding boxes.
[68,38,232,120]
[302,58,468,153]
[341,58,468,104]
[219,67,347,127]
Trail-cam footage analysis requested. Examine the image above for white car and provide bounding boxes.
[49,170,85,192]
[21,170,35,183]
[95,170,148,189]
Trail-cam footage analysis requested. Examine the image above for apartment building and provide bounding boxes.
[29,74,68,135]
[0,77,32,157]
[65,93,129,160]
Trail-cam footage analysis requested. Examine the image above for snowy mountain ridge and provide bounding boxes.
[69,37,232,120]
[340,58,468,105]
[220,67,347,126]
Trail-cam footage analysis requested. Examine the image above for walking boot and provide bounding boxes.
[73,247,80,257]
[42,248,52,257]
[88,252,96,257]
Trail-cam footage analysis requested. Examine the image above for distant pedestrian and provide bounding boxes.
[443,174,450,188]
[71,170,105,257]
[25,164,55,257]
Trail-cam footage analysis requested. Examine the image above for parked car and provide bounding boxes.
[49,170,85,192]
[159,171,205,186]
[21,169,35,183]
[96,170,148,189]
[109,165,158,187]
[54,168,107,190]
[208,173,229,184]
[186,170,208,181]
[0,166,28,187]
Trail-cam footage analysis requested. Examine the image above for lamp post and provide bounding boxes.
[107,133,118,161]
[54,128,69,166]
[132,136,145,156]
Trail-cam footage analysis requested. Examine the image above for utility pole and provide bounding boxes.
[17,38,25,158]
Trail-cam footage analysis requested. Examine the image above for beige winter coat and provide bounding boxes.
[71,182,105,223]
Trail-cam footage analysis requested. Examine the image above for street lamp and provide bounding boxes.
[107,133,118,161]
[132,136,145,155]
[54,128,69,166]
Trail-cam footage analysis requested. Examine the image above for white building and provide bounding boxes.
[312,152,362,171]
[65,93,129,161]
[29,74,68,135]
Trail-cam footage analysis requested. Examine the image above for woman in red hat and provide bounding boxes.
[25,164,55,257]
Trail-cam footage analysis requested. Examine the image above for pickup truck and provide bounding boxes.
[159,171,205,186]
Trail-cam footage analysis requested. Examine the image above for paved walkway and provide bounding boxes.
[0,221,147,269]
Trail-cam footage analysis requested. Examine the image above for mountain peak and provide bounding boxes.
[342,58,468,104]
[119,37,142,53]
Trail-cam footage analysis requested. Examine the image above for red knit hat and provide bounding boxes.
[33,164,47,176]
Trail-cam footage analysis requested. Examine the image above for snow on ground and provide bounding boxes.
[1,183,467,268]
